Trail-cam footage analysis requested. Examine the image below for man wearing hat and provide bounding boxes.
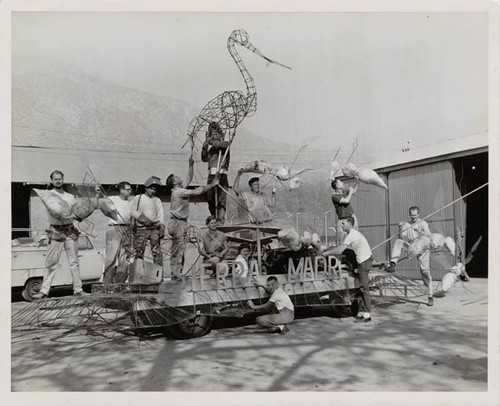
[130,176,165,265]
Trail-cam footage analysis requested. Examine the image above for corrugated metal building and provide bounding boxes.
[348,132,488,280]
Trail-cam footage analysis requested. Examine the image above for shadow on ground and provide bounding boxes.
[11,280,488,392]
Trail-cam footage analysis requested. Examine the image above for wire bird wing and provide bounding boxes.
[183,90,248,149]
[465,236,482,265]
[344,138,359,166]
[11,292,197,333]
[183,115,211,149]
[288,168,313,179]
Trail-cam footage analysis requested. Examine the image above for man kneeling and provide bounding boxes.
[248,276,294,334]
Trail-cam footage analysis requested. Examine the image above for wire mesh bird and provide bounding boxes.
[183,29,291,154]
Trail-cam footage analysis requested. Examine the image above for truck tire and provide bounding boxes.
[22,278,43,302]
[166,315,213,340]
[328,290,359,318]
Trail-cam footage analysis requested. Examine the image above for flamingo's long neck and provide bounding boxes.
[227,37,256,99]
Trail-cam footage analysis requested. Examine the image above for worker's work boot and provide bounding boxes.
[427,296,434,306]
[384,262,396,273]
[32,292,47,300]
[354,316,372,323]
[75,290,91,297]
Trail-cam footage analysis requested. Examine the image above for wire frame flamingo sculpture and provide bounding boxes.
[183,29,291,155]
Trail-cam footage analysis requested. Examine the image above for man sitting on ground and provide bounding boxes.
[248,276,294,334]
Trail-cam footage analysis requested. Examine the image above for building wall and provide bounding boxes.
[351,161,458,280]
[386,161,456,280]
[348,174,388,263]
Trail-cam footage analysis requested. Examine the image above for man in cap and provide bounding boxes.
[166,157,218,280]
[130,176,165,266]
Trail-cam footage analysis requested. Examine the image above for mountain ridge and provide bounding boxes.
[12,54,313,157]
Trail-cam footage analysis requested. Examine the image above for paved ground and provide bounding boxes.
[11,278,488,392]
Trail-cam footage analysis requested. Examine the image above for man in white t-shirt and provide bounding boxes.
[322,216,373,322]
[248,276,294,334]
[103,181,133,284]
[31,170,89,300]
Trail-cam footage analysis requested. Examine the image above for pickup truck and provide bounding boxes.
[12,233,104,301]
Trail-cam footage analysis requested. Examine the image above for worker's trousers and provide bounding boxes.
[103,225,132,284]
[256,308,294,331]
[42,236,82,295]
[206,174,228,224]
[168,218,188,278]
[356,256,372,315]
[391,238,433,297]
[133,226,163,266]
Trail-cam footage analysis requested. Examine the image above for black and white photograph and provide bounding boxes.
[2,0,499,405]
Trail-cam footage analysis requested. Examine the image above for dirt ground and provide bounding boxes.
[11,278,488,393]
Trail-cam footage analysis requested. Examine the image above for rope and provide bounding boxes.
[288,144,308,174]
[216,184,258,223]
[371,182,489,251]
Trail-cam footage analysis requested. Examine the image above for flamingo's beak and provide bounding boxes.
[245,43,292,70]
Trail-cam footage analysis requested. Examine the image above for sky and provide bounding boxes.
[11,11,488,163]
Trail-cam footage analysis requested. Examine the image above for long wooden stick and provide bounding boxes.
[344,138,358,166]
[217,184,258,223]
[332,146,342,162]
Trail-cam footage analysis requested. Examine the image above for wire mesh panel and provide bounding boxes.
[11,293,196,334]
